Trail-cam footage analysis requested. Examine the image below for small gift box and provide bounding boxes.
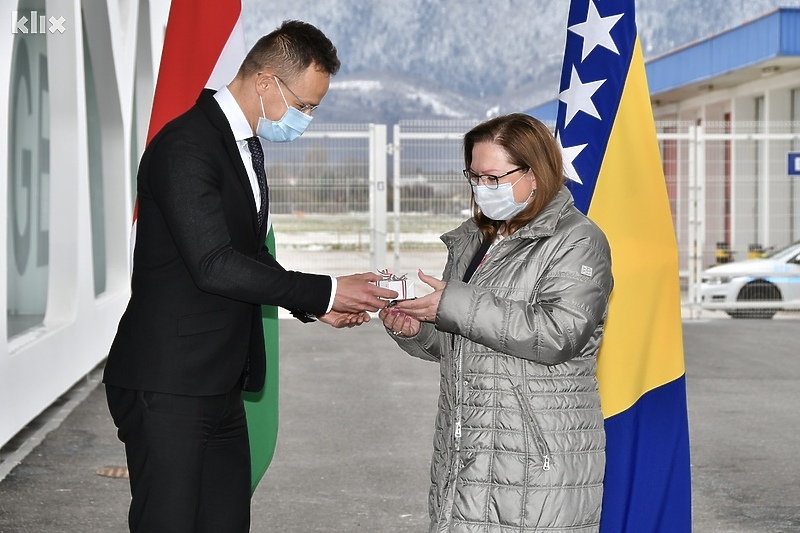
[376,269,415,300]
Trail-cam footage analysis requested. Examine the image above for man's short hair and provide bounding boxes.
[239,20,341,81]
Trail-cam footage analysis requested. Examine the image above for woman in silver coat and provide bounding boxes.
[380,113,614,533]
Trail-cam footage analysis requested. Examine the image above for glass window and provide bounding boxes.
[130,79,139,209]
[7,0,50,337]
[83,14,107,296]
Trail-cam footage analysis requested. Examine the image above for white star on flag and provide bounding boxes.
[568,0,624,61]
[559,66,606,127]
[557,133,586,184]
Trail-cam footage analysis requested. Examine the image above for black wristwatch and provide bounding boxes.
[290,310,317,323]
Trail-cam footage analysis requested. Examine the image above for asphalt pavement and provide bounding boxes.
[0,316,798,532]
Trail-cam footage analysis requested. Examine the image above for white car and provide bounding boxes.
[700,241,800,318]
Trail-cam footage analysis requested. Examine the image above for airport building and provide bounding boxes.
[2,0,167,449]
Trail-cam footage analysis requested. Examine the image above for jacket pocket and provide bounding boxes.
[177,309,228,336]
[512,384,552,471]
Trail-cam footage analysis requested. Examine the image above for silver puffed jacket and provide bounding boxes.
[390,186,614,533]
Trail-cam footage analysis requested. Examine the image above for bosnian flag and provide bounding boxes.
[135,0,279,493]
[555,0,692,530]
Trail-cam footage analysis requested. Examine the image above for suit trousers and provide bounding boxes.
[106,384,251,533]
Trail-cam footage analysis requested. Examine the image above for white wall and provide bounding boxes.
[0,0,167,449]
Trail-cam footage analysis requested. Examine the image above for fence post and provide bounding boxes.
[686,124,705,318]
[760,120,770,246]
[369,124,387,271]
[392,124,401,273]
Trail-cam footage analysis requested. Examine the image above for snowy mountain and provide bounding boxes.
[241,0,800,123]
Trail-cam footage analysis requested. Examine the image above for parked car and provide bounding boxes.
[700,241,800,318]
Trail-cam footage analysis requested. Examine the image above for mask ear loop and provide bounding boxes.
[273,78,291,107]
[527,171,537,199]
[258,78,291,119]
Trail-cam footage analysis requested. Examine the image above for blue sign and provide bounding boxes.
[788,152,800,176]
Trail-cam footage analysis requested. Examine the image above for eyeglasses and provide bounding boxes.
[274,75,319,114]
[463,167,526,189]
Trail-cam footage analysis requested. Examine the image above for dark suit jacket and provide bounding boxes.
[104,89,331,396]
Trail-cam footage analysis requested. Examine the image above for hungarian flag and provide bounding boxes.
[137,0,279,494]
[555,0,692,530]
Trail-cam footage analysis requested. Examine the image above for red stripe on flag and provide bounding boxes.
[146,0,242,143]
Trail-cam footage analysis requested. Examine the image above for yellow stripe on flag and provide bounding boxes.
[589,38,685,418]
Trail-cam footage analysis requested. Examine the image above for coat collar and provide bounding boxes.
[212,85,255,142]
[196,89,266,241]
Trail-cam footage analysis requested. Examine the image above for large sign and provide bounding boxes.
[788,151,800,176]
[8,11,50,320]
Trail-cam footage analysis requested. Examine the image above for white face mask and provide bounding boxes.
[472,175,532,221]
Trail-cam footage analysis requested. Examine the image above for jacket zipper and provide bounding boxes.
[453,237,480,448]
[512,385,552,471]
[454,339,463,449]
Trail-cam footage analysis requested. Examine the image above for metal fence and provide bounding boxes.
[262,123,388,277]
[658,121,800,315]
[265,120,800,315]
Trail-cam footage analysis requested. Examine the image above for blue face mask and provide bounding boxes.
[256,80,313,143]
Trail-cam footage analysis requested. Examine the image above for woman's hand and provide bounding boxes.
[393,270,445,323]
[378,306,420,337]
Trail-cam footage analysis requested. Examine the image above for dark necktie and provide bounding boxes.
[246,136,268,227]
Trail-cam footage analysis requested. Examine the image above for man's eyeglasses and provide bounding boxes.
[463,167,526,189]
[274,76,319,114]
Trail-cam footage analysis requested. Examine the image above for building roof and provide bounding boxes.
[527,7,800,120]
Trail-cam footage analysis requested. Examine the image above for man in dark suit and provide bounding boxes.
[103,20,396,532]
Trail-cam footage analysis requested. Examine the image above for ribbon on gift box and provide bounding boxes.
[376,269,415,300]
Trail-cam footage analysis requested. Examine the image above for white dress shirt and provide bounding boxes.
[214,86,336,314]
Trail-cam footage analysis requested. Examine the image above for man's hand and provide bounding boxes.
[333,272,398,313]
[319,310,370,328]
